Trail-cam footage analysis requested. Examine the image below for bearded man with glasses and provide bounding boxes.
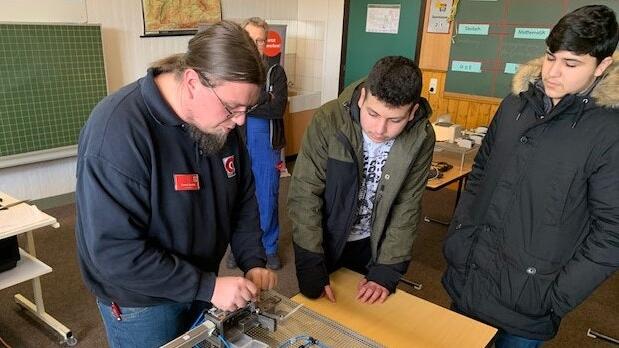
[75,21,277,347]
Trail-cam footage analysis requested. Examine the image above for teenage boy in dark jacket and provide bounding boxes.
[289,56,435,304]
[75,21,277,347]
[443,5,619,347]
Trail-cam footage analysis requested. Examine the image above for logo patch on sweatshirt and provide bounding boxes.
[174,174,200,191]
[222,156,236,178]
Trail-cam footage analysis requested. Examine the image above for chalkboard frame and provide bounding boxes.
[0,22,108,168]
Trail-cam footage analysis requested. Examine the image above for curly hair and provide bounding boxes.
[365,56,423,107]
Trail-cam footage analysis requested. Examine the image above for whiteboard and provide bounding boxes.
[0,0,87,23]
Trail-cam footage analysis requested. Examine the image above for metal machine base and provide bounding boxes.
[162,290,382,348]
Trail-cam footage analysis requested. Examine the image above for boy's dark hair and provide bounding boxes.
[546,5,618,63]
[366,56,422,107]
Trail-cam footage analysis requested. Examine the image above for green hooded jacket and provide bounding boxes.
[288,79,435,297]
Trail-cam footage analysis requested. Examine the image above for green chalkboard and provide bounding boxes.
[343,0,423,87]
[446,0,619,98]
[0,23,107,158]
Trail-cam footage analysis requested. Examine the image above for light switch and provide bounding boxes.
[429,78,438,94]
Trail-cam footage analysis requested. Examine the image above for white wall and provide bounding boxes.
[0,0,87,23]
[0,0,343,200]
[322,0,344,103]
[222,0,298,21]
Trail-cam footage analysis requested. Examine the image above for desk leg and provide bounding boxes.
[13,232,77,346]
[399,277,423,291]
[587,328,619,345]
[423,216,450,226]
[424,176,467,227]
[454,176,466,207]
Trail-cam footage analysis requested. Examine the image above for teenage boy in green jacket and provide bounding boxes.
[288,56,435,304]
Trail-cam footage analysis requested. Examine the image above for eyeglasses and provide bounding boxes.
[196,70,258,119]
[254,39,266,46]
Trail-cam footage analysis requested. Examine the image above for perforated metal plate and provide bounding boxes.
[244,290,383,348]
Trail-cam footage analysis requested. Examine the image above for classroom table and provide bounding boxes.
[292,268,497,348]
[424,144,477,225]
[424,167,471,225]
[0,192,76,346]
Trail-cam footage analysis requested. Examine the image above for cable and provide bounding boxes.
[190,311,205,329]
[189,311,215,348]
[0,336,12,348]
[428,167,442,180]
[217,334,233,348]
[278,335,330,348]
[189,312,236,348]
[448,0,460,22]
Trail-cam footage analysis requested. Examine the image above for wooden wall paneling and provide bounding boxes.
[446,98,458,120]
[466,102,480,129]
[455,101,470,126]
[435,71,447,114]
[489,104,500,123]
[422,70,448,121]
[478,103,492,127]
[418,0,452,71]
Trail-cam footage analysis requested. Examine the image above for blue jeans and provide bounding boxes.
[450,303,544,348]
[97,299,206,348]
[494,331,544,348]
[246,116,281,255]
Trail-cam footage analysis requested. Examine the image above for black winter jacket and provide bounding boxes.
[443,54,619,340]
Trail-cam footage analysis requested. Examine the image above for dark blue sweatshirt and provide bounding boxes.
[75,69,266,307]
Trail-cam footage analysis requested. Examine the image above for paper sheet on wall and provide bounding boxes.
[427,0,453,33]
[365,4,400,34]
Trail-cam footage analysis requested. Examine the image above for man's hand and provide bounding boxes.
[245,267,278,291]
[211,276,258,311]
[322,284,336,302]
[356,278,389,304]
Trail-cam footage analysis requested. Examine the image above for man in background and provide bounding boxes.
[289,56,435,304]
[75,21,277,347]
[443,5,618,347]
[228,17,288,270]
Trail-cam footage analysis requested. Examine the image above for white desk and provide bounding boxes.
[0,192,76,346]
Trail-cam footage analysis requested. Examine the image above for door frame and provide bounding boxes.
[338,0,427,94]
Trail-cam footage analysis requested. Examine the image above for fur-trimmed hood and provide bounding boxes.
[512,52,619,108]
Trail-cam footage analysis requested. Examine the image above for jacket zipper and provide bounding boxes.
[370,184,385,229]
[464,233,479,280]
[336,131,361,259]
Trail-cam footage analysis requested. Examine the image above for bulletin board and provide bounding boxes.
[343,0,423,87]
[445,0,619,98]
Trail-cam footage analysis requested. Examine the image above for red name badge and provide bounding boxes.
[174,174,200,191]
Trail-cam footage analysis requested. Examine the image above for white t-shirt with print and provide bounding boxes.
[348,131,394,241]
